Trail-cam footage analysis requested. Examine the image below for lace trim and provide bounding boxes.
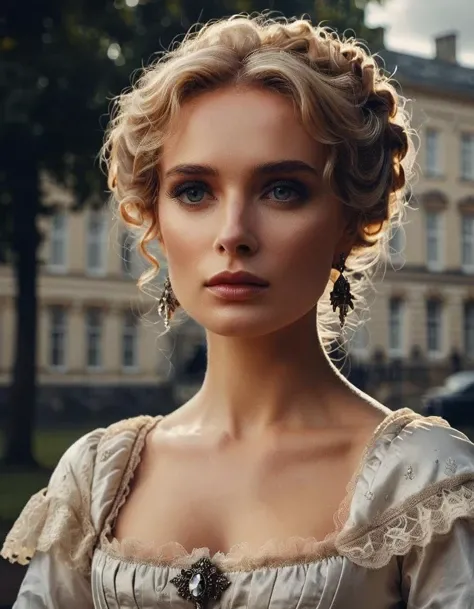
[100,408,421,570]
[105,474,474,572]
[0,489,96,574]
[335,473,474,569]
[3,408,457,575]
[104,535,338,571]
[0,417,159,575]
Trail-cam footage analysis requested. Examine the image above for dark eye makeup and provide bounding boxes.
[165,179,312,207]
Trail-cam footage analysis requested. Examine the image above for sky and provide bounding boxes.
[366,0,474,67]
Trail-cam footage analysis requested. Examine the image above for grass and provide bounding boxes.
[0,427,93,526]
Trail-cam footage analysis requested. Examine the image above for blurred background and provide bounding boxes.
[0,0,473,604]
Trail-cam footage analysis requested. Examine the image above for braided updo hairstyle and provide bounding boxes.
[102,13,414,346]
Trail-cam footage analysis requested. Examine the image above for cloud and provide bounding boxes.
[366,0,474,66]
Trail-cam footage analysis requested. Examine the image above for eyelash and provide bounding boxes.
[166,180,310,207]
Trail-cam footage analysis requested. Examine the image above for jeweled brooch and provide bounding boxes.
[170,557,231,609]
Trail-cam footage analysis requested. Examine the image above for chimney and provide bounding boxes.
[370,26,385,50]
[435,32,457,64]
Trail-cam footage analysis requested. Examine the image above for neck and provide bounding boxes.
[193,310,350,438]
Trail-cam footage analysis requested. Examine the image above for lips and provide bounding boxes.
[205,271,269,287]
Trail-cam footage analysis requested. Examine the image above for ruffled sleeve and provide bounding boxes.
[335,412,474,604]
[1,428,105,574]
[0,428,104,609]
[401,515,474,608]
[2,415,160,609]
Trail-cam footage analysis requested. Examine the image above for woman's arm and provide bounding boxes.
[402,516,474,608]
[2,429,105,608]
[13,551,93,609]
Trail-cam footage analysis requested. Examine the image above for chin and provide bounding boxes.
[191,307,301,338]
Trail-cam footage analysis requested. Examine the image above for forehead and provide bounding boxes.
[160,86,324,171]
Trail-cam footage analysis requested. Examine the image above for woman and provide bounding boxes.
[3,14,474,609]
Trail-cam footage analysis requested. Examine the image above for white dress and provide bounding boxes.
[3,408,474,608]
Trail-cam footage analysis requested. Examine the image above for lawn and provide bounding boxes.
[0,427,93,526]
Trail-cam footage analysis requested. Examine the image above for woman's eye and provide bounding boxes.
[182,186,206,204]
[265,181,308,203]
[167,180,309,206]
[272,185,296,201]
[167,182,209,205]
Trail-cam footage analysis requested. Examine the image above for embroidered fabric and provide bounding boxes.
[3,407,472,576]
[99,417,162,546]
[0,490,96,574]
[0,418,157,576]
[0,427,101,575]
[335,475,474,569]
[102,477,474,571]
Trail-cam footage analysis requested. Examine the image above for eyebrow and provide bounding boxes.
[163,160,320,179]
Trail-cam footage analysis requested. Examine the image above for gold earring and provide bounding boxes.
[329,253,355,327]
[158,276,180,329]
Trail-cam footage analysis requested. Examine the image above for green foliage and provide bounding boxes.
[314,0,383,43]
[130,0,384,67]
[0,0,137,215]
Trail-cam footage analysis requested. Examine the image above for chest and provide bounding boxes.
[113,436,358,555]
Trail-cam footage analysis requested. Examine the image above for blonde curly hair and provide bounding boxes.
[102,13,414,346]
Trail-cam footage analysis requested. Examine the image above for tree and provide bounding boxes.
[131,0,385,63]
[0,0,383,467]
[0,0,138,466]
[314,0,385,47]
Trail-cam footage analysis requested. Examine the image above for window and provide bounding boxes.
[461,132,474,181]
[388,298,404,356]
[425,128,442,176]
[388,226,405,265]
[86,210,107,275]
[426,299,443,356]
[86,307,102,369]
[122,311,138,370]
[426,211,444,271]
[465,302,474,359]
[120,230,133,276]
[462,215,474,272]
[49,211,68,271]
[49,306,67,369]
[349,322,369,359]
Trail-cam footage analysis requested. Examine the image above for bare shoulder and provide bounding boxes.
[142,398,208,459]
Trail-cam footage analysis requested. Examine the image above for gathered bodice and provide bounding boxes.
[4,407,474,609]
[91,549,402,609]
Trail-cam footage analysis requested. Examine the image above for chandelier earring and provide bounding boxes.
[158,276,180,330]
[329,253,355,328]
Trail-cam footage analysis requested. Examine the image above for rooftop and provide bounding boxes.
[378,43,474,99]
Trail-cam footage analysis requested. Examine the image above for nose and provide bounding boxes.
[213,200,259,257]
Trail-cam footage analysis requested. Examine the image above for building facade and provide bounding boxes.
[0,33,473,418]
[348,34,474,407]
[0,178,205,422]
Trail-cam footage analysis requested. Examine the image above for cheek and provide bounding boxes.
[158,202,207,279]
[270,209,339,285]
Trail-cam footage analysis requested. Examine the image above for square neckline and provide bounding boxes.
[99,407,418,572]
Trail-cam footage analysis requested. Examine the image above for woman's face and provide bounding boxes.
[158,86,347,337]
